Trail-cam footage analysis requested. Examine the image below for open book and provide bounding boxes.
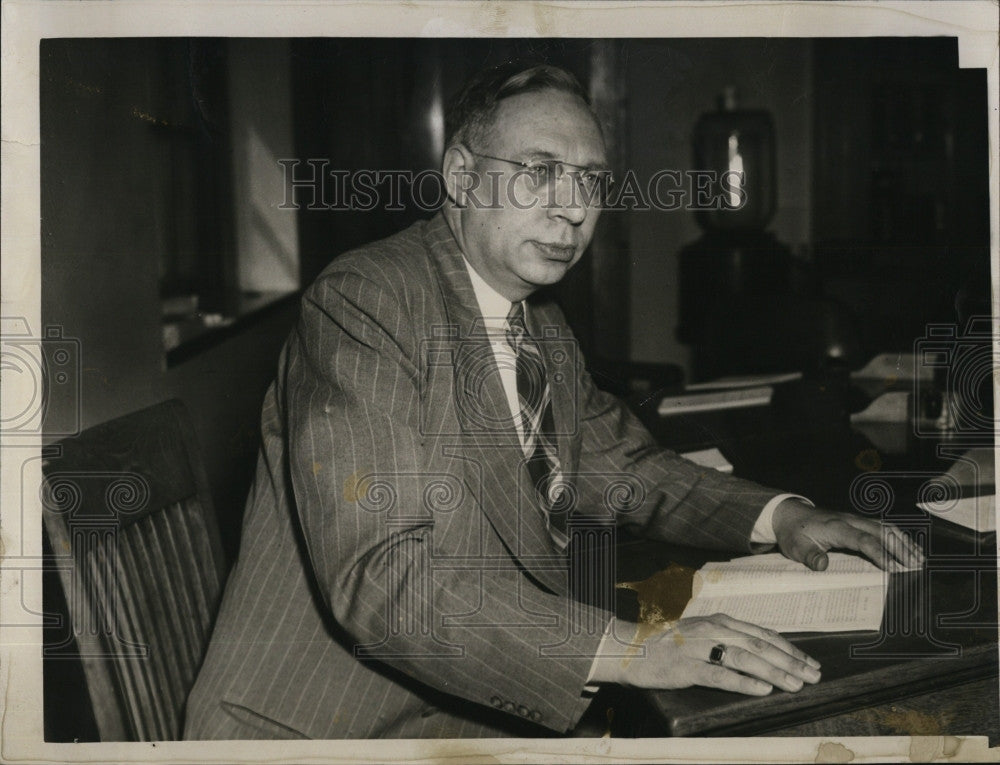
[679,552,889,632]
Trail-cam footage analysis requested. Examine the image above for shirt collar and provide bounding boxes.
[461,256,521,334]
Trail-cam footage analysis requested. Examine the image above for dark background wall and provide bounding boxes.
[810,37,990,354]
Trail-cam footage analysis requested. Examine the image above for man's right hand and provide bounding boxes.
[591,614,822,695]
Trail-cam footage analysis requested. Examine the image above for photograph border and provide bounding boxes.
[2,1,998,762]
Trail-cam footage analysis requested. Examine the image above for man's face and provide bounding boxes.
[456,89,608,301]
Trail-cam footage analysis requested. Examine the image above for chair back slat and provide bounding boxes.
[132,517,189,718]
[43,399,227,741]
[174,504,220,628]
[116,528,177,740]
[86,542,151,740]
[151,507,203,672]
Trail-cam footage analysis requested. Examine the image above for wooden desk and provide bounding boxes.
[611,377,998,738]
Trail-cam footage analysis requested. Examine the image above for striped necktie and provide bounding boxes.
[505,301,568,550]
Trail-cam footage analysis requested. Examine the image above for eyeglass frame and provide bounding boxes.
[466,149,615,205]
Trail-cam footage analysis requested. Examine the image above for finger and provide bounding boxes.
[851,527,890,569]
[842,518,923,570]
[704,625,822,688]
[810,516,886,569]
[714,615,821,670]
[882,529,918,571]
[882,524,925,568]
[786,529,833,571]
[788,540,829,571]
[699,663,772,696]
[788,517,920,573]
[806,549,829,571]
[718,645,810,692]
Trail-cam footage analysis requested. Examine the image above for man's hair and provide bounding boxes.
[444,61,592,150]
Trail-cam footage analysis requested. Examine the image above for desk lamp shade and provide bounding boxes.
[679,89,797,379]
[693,87,777,232]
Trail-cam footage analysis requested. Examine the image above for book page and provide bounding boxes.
[917,493,996,533]
[680,585,887,632]
[693,552,886,597]
[680,447,734,473]
[942,447,994,489]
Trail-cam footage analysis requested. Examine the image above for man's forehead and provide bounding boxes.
[489,89,607,164]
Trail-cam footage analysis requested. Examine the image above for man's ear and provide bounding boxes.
[442,144,476,208]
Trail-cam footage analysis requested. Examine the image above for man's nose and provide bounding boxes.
[546,174,588,225]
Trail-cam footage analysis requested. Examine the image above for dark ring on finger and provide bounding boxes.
[709,643,727,666]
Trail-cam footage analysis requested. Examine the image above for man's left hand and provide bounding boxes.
[772,498,925,572]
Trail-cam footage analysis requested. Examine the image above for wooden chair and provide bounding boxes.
[42,398,227,741]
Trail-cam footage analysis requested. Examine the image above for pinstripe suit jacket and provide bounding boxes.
[184,213,779,739]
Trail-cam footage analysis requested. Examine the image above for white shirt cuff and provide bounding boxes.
[584,617,617,692]
[751,493,814,545]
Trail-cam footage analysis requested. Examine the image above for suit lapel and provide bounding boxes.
[421,215,567,595]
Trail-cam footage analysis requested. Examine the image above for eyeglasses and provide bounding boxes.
[468,150,614,205]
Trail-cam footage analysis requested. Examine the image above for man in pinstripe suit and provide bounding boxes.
[184,62,922,739]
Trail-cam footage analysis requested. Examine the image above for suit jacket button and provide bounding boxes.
[503,701,515,713]
[490,696,503,708]
[531,710,542,722]
[517,705,529,717]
